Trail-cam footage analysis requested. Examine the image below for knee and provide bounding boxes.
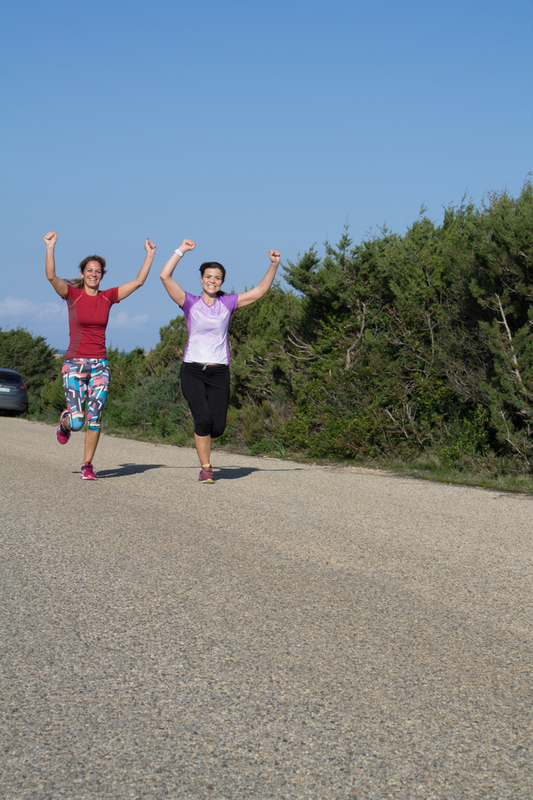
[70,416,84,431]
[211,420,227,439]
[193,417,213,437]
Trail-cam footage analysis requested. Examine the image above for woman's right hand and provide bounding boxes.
[179,239,196,253]
[45,230,68,298]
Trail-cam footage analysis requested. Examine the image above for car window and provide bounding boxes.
[0,371,21,384]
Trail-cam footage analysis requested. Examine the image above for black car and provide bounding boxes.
[0,368,29,417]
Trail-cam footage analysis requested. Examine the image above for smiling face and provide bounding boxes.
[200,268,224,297]
[81,260,104,293]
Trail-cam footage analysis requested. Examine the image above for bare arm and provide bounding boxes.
[44,231,68,298]
[117,239,157,301]
[159,239,196,307]
[237,250,281,308]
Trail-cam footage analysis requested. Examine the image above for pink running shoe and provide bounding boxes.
[56,410,71,445]
[198,464,214,483]
[80,462,98,480]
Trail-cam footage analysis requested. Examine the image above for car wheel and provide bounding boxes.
[18,408,28,418]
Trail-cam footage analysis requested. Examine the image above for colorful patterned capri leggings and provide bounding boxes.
[61,358,111,431]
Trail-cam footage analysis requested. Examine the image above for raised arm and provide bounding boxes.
[44,231,68,298]
[117,239,157,301]
[237,249,281,308]
[159,239,196,307]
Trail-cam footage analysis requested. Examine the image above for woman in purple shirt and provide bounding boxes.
[160,239,280,483]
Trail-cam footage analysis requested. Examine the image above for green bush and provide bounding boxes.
[105,362,190,438]
[39,369,66,416]
[0,327,57,397]
[231,400,284,447]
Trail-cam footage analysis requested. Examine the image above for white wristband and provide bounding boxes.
[175,249,184,257]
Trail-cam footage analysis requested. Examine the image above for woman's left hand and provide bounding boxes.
[269,249,280,266]
[145,238,156,254]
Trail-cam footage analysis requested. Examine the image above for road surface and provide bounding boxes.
[1,417,532,799]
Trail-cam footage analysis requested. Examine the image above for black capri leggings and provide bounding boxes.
[180,362,230,438]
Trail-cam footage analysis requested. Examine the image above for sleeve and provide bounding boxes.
[64,284,78,305]
[222,293,239,315]
[181,291,194,312]
[104,287,120,305]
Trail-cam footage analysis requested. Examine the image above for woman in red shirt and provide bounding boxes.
[44,231,156,480]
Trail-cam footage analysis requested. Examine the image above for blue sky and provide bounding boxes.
[1,0,532,353]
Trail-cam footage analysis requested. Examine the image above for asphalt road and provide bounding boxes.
[1,417,532,799]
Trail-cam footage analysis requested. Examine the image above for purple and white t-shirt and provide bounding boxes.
[181,292,239,365]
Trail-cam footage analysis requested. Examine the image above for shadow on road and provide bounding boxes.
[214,465,304,480]
[96,463,172,479]
[78,463,305,481]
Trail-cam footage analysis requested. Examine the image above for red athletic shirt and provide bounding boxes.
[64,285,120,359]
